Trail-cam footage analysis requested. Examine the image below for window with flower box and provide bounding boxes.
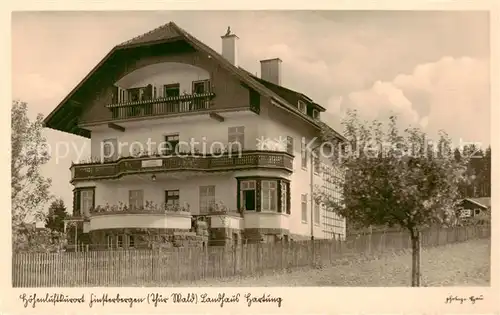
[129,190,144,210]
[165,190,180,210]
[200,186,215,213]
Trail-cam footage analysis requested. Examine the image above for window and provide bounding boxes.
[286,136,294,155]
[192,80,209,94]
[102,138,118,162]
[153,86,157,99]
[80,189,94,215]
[301,140,308,169]
[312,109,319,120]
[474,209,481,215]
[162,134,179,155]
[164,83,180,98]
[128,88,141,102]
[301,194,308,223]
[192,80,210,110]
[314,201,320,225]
[263,235,276,243]
[200,186,215,213]
[107,235,113,249]
[165,190,180,209]
[298,100,307,113]
[129,190,144,210]
[314,155,320,174]
[116,235,123,248]
[281,182,288,213]
[73,188,95,217]
[240,181,256,211]
[128,235,135,248]
[249,88,260,110]
[261,181,278,211]
[228,126,245,150]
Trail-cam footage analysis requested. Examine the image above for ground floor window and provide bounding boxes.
[240,180,256,211]
[261,180,278,211]
[107,235,113,249]
[116,235,124,248]
[129,190,144,210]
[165,190,180,209]
[200,186,215,213]
[314,201,320,225]
[262,234,276,243]
[237,177,290,213]
[301,194,308,223]
[73,187,95,217]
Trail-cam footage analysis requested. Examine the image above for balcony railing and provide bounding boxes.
[106,92,216,120]
[71,150,294,181]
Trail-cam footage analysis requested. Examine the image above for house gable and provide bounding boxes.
[43,21,343,142]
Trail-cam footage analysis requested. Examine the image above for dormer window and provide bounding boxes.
[312,109,320,120]
[298,100,307,114]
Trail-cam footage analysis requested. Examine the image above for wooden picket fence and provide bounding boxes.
[12,224,490,287]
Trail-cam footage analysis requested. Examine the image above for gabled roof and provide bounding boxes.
[43,21,343,141]
[117,23,182,48]
[464,197,491,209]
[249,74,326,112]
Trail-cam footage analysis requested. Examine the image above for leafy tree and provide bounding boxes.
[11,100,52,250]
[45,198,68,232]
[316,110,468,286]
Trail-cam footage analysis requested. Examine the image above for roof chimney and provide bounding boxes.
[221,27,238,66]
[260,58,282,85]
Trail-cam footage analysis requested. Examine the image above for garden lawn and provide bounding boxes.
[186,239,490,287]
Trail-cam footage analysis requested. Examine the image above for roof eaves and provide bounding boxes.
[43,46,118,127]
[464,198,489,209]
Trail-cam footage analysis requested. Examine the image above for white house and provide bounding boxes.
[44,22,346,249]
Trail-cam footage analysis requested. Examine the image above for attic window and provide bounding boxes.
[312,109,320,120]
[298,100,307,114]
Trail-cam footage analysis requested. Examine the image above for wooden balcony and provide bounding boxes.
[71,150,294,182]
[106,92,216,120]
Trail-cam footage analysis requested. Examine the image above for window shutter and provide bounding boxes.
[256,180,261,212]
[277,181,282,213]
[92,188,95,211]
[286,182,291,214]
[74,190,81,216]
[236,180,241,213]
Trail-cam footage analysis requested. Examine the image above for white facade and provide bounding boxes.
[71,47,345,242]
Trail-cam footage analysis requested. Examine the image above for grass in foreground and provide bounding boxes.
[185,239,490,287]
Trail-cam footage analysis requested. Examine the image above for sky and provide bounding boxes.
[11,11,491,214]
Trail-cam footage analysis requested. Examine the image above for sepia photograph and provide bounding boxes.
[11,10,491,289]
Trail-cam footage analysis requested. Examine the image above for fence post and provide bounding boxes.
[258,242,263,275]
[150,248,154,283]
[84,250,89,286]
[311,239,315,266]
[232,246,237,277]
